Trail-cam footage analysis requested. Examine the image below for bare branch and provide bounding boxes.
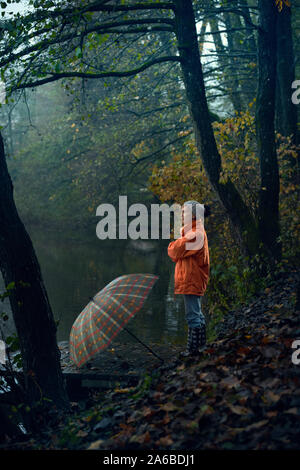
[134,133,192,164]
[11,56,182,92]
[0,1,175,32]
[0,18,175,68]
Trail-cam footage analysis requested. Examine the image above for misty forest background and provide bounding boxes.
[0,0,299,415]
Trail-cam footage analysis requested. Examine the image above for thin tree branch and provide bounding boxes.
[0,19,174,68]
[0,1,175,32]
[10,56,182,92]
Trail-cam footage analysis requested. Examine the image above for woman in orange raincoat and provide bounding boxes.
[168,201,210,356]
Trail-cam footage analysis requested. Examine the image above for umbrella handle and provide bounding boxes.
[124,327,164,363]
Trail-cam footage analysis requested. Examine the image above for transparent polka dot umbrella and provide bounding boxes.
[69,273,160,367]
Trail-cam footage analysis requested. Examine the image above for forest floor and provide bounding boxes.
[1,268,300,450]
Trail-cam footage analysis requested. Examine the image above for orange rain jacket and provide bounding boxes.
[167,220,210,296]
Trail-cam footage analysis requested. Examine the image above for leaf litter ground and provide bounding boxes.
[2,269,300,450]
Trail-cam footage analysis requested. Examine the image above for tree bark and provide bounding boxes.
[232,0,257,105]
[198,18,208,58]
[209,15,243,113]
[256,0,281,262]
[207,0,257,109]
[0,131,69,410]
[223,10,245,113]
[238,0,257,53]
[276,3,299,164]
[173,0,263,266]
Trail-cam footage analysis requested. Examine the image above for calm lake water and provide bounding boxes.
[1,225,188,347]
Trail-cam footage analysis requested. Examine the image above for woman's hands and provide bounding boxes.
[180,219,204,240]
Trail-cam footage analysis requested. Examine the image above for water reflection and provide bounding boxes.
[0,227,186,347]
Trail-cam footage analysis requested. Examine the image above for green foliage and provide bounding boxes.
[150,105,300,335]
[131,372,154,400]
[6,51,188,229]
[5,334,22,368]
[57,420,81,448]
[0,281,15,301]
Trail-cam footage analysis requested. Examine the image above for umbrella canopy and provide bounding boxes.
[69,273,158,367]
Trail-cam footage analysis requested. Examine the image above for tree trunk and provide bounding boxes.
[173,0,264,267]
[275,73,285,136]
[233,0,257,105]
[209,15,243,113]
[0,131,69,410]
[276,3,299,164]
[222,11,244,113]
[256,0,281,262]
[198,18,208,58]
[239,0,257,53]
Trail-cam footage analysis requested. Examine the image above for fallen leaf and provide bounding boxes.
[142,407,156,418]
[284,408,299,415]
[220,376,240,389]
[260,378,281,389]
[227,404,252,416]
[266,411,278,418]
[264,390,281,403]
[113,387,134,394]
[159,402,178,412]
[236,346,251,355]
[261,336,273,344]
[130,431,151,444]
[76,430,88,438]
[88,439,104,450]
[245,420,268,431]
[156,436,173,446]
